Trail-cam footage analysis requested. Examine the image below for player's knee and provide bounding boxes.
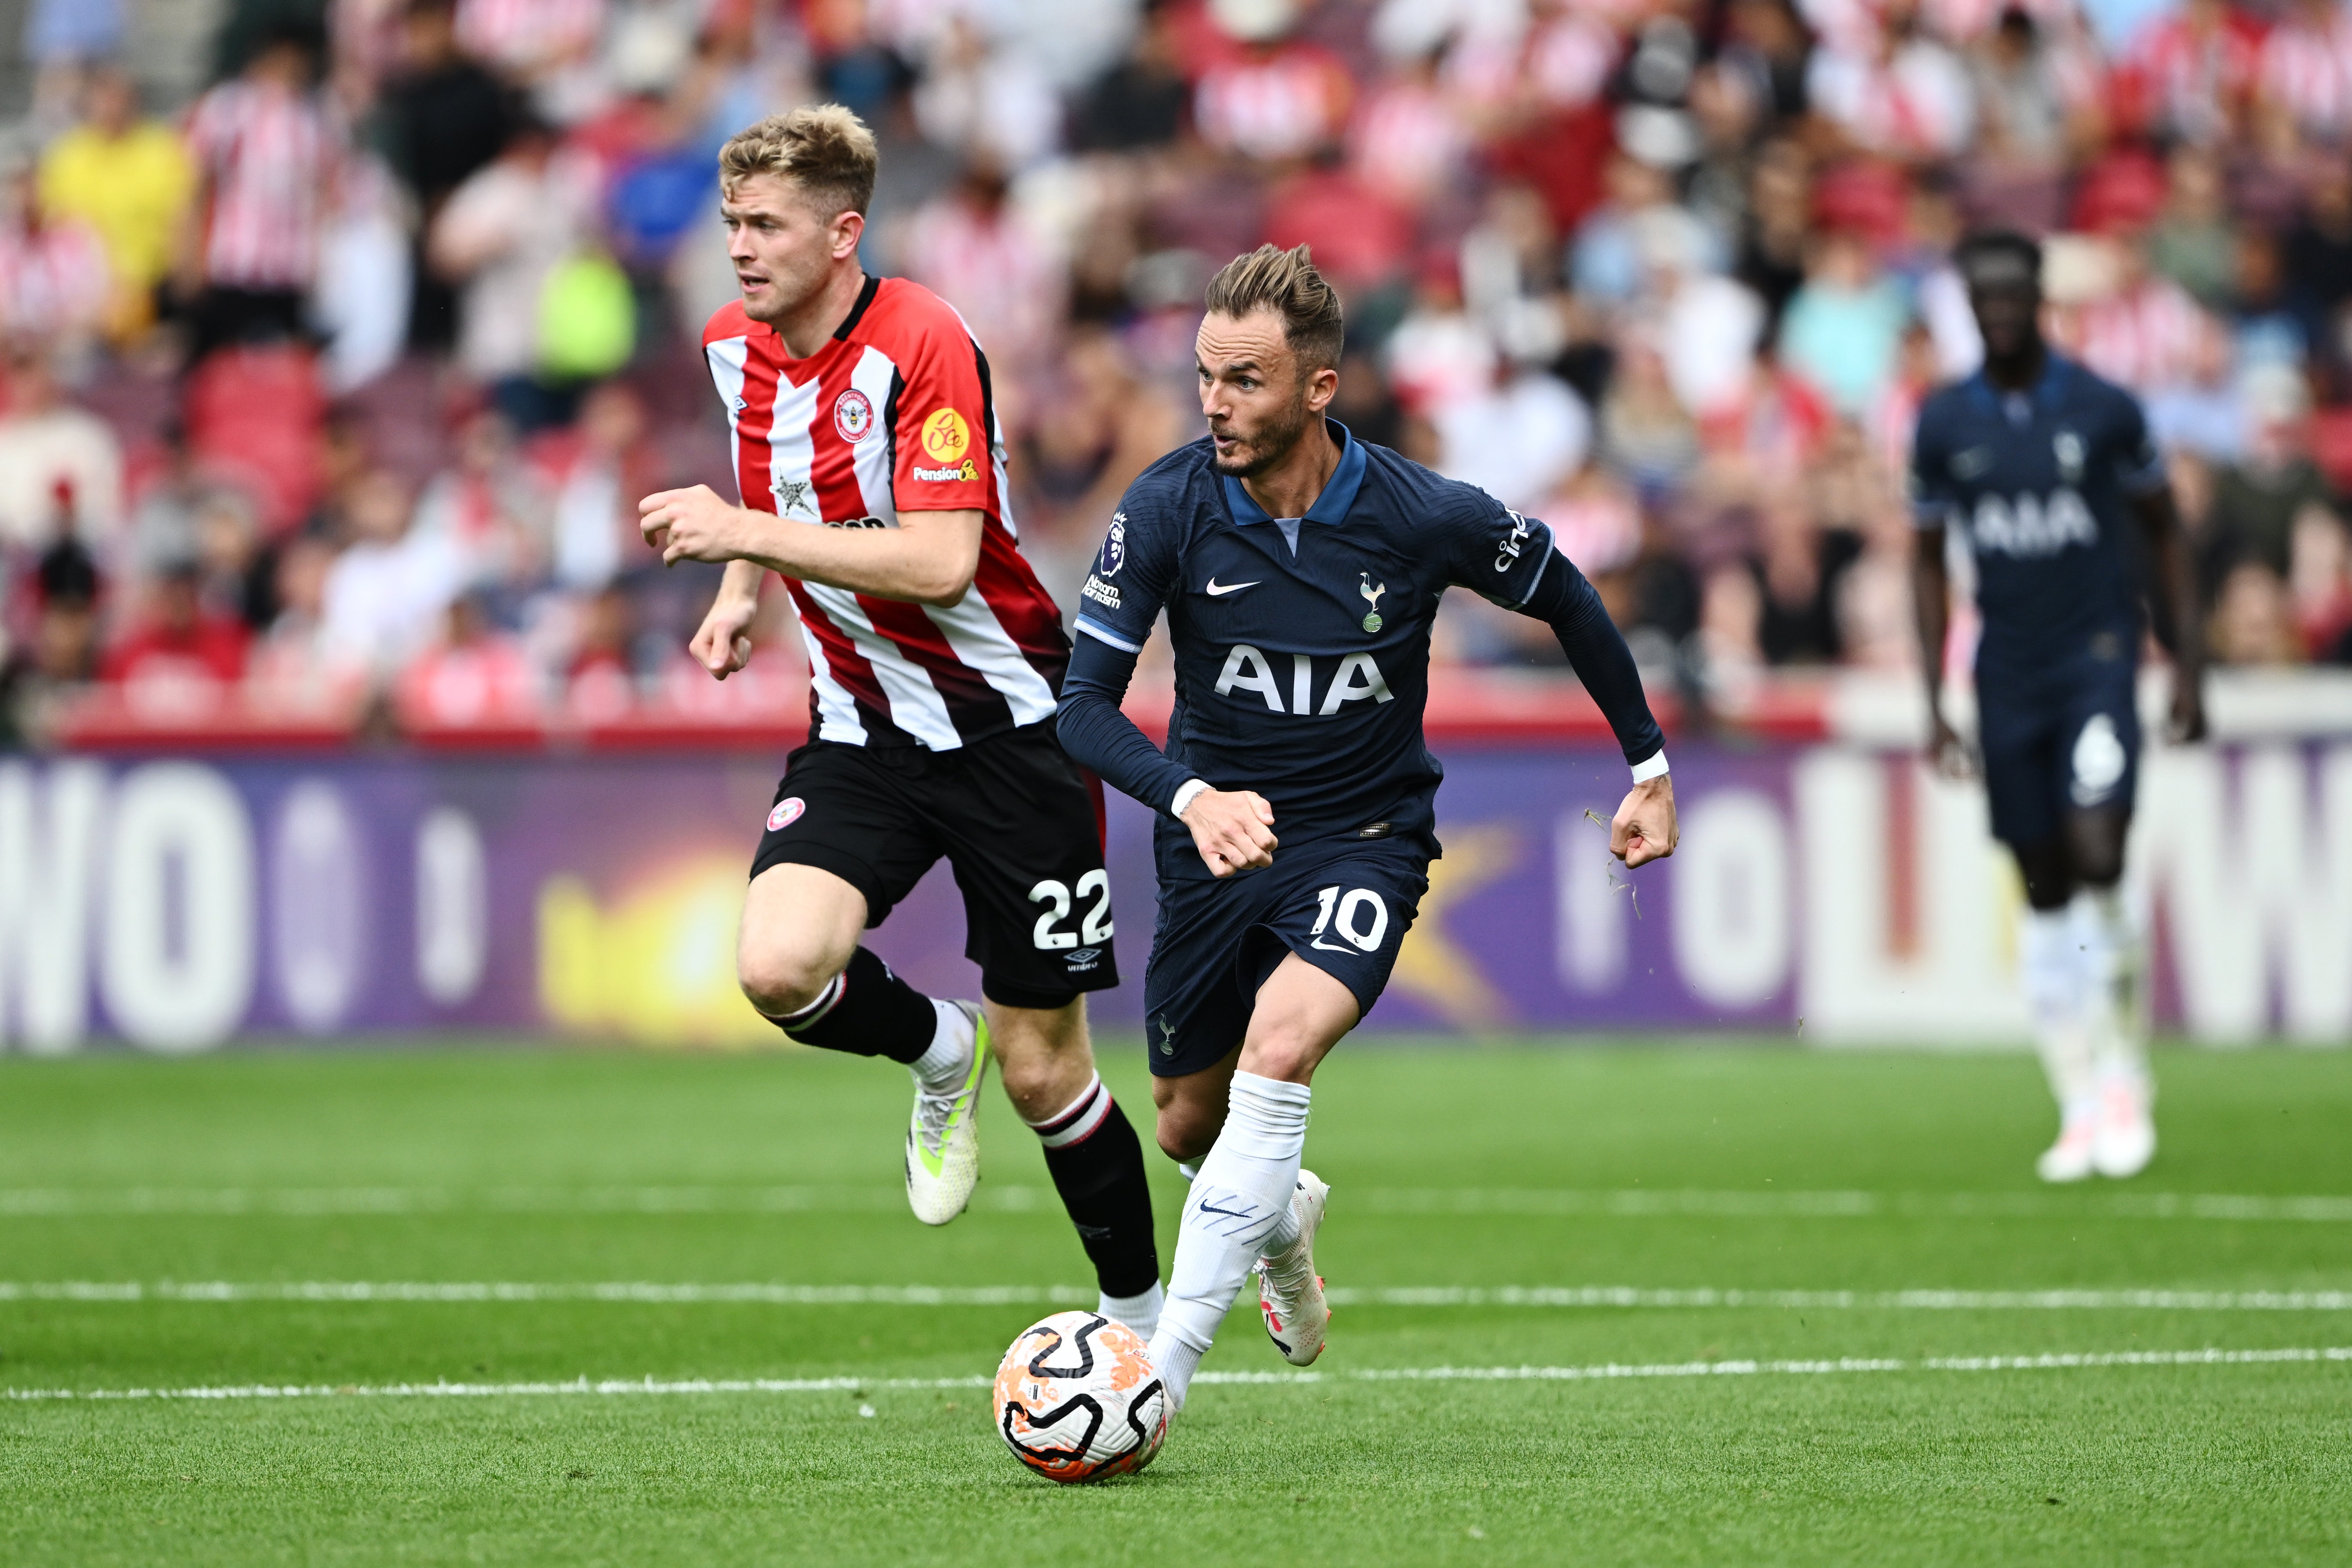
[736,946,840,1018]
[1237,1020,1324,1086]
[1154,1101,1223,1163]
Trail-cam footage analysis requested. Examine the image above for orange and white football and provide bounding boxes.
[991,1311,1168,1483]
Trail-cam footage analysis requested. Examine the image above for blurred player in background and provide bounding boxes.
[1911,231,2207,1184]
[1057,245,1675,1416]
[639,108,1162,1334]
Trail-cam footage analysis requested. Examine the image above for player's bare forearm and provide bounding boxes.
[1911,526,1971,775]
[2133,487,2208,742]
[1180,787,1277,878]
[1611,774,1676,868]
[640,486,982,607]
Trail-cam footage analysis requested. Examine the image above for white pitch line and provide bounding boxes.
[6,1282,2352,1311]
[6,1187,2352,1222]
[7,1346,2347,1403]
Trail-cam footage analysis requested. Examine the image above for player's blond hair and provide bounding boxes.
[718,105,878,217]
[1203,244,1346,372]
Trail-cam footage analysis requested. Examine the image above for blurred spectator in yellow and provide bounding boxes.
[0,153,112,356]
[37,67,194,343]
[0,346,123,555]
[180,21,343,363]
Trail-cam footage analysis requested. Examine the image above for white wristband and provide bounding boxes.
[1630,750,1670,784]
[1169,778,1211,818]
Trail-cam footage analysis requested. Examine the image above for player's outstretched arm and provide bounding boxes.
[2131,484,2208,744]
[1910,524,1973,776]
[1056,633,1277,878]
[640,485,984,607]
[1508,552,1676,865]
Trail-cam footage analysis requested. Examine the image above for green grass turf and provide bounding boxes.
[3,1041,2349,1565]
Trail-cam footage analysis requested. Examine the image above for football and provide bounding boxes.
[991,1312,1168,1483]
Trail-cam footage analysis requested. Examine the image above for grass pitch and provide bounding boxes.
[3,1041,2349,1565]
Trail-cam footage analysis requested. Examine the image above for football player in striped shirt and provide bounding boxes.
[638,108,1161,1336]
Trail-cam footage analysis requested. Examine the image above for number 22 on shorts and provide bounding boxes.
[1310,886,1388,953]
[1030,872,1113,950]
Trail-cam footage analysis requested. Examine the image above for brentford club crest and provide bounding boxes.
[766,797,805,832]
[833,389,874,442]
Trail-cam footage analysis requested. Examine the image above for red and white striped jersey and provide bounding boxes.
[703,276,1069,752]
[184,79,340,291]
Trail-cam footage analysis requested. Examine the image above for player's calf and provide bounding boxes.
[994,998,1164,1337]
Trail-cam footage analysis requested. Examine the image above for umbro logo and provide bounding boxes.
[1205,578,1259,597]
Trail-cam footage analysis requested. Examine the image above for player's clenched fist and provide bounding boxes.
[1180,787,1277,878]
[1610,775,1677,868]
[690,588,759,680]
[640,485,746,565]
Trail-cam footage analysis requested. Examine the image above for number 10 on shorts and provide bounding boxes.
[1310,886,1388,953]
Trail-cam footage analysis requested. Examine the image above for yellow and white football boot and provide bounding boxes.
[905,1002,987,1225]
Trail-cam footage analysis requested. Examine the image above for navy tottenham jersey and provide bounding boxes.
[1074,421,1557,875]
[1910,354,2167,670]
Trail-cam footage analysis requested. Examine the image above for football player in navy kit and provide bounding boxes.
[1056,244,1676,1416]
[1910,231,2207,1183]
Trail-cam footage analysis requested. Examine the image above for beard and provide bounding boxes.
[1209,389,1314,478]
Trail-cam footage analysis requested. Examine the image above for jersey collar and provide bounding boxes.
[1965,352,2073,418]
[1219,419,1367,534]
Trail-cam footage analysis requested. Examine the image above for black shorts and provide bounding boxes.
[1142,835,1429,1078]
[1978,649,2140,849]
[750,722,1119,1009]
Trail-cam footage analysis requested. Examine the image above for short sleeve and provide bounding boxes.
[1909,406,1958,529]
[1443,494,1556,611]
[890,315,994,513]
[1071,491,1179,656]
[2109,390,2167,497]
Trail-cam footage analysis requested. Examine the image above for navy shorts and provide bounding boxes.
[1977,649,2140,849]
[1142,834,1429,1078]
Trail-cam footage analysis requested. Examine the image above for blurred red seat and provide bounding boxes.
[183,346,327,534]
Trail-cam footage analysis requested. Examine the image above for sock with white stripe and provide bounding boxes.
[766,947,937,1066]
[1026,1073,1160,1334]
[1149,1072,1311,1411]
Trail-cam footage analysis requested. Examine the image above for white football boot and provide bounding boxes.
[1256,1169,1331,1366]
[2091,1072,2156,1179]
[904,1003,986,1225]
[2036,1100,2100,1184]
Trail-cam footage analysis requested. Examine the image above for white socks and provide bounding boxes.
[1099,1282,1164,1340]
[1148,1072,1312,1411]
[2071,886,2146,1087]
[2021,906,2096,1117]
[908,1000,973,1094]
[2022,888,2149,1120]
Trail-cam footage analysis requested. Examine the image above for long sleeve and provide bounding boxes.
[1057,631,1196,814]
[1519,552,1665,767]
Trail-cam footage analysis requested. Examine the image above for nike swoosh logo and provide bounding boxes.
[1204,579,1260,596]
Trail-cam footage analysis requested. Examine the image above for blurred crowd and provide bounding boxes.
[6,0,2352,747]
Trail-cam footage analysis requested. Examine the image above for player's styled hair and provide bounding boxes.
[1954,229,2043,290]
[719,105,878,218]
[1203,244,1346,373]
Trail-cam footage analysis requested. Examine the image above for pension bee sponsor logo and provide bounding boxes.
[920,408,972,463]
[913,459,979,483]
